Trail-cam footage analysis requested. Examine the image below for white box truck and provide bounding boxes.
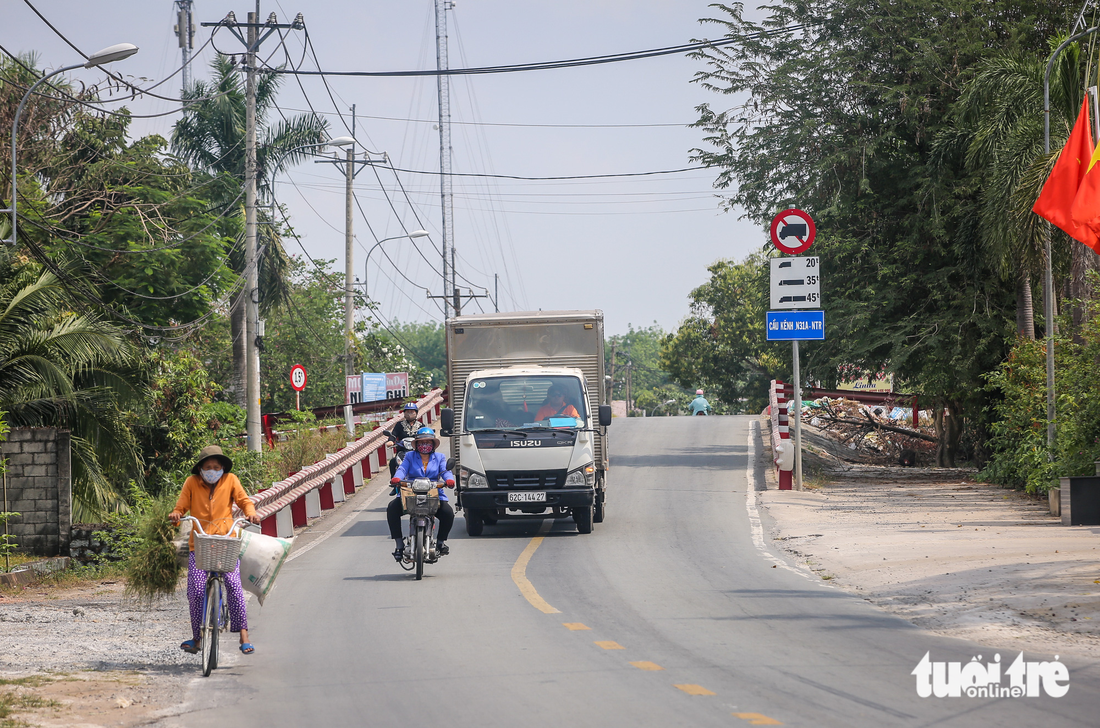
[440,311,612,535]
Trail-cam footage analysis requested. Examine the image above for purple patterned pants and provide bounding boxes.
[187,551,248,642]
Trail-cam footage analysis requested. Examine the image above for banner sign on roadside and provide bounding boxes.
[346,372,410,404]
[766,310,825,341]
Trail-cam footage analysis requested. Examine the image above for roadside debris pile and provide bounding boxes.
[802,397,936,465]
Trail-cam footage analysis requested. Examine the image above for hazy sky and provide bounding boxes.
[3,1,766,336]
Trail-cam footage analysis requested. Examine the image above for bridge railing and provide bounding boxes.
[238,389,446,537]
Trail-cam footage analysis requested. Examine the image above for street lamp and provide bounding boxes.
[362,230,430,302]
[650,399,677,417]
[3,43,139,246]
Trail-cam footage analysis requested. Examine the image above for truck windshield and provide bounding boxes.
[465,376,587,431]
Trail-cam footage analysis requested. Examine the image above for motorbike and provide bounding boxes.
[397,478,445,580]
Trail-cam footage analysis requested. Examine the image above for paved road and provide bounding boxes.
[174,416,1100,727]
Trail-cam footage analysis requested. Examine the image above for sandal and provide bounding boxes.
[180,639,200,654]
[239,642,255,654]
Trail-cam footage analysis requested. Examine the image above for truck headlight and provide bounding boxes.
[565,463,595,487]
[461,467,488,488]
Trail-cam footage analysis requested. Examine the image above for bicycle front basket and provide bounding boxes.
[405,493,440,516]
[194,533,243,573]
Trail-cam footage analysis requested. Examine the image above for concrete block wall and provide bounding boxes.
[0,428,72,556]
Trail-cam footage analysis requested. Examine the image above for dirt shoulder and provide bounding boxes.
[760,423,1100,659]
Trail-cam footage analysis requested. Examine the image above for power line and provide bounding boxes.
[262,24,814,78]
[272,106,689,129]
[382,165,702,181]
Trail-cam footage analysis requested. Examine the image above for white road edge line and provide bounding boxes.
[286,481,389,564]
[746,419,812,578]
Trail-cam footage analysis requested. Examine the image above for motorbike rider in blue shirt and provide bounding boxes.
[389,427,455,560]
[689,389,710,415]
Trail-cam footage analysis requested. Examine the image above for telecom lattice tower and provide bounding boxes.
[174,0,195,93]
[435,0,455,317]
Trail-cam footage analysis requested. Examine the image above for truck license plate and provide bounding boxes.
[508,491,546,503]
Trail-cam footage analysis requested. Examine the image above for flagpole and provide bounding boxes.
[1044,26,1098,455]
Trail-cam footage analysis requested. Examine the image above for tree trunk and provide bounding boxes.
[1016,273,1035,340]
[1068,242,1100,337]
[230,289,247,407]
[933,400,963,468]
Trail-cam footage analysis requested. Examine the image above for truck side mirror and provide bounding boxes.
[598,404,612,427]
[440,408,455,437]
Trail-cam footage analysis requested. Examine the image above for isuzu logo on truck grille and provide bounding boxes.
[510,440,542,447]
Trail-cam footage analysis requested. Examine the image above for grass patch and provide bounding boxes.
[0,689,61,726]
[0,555,37,574]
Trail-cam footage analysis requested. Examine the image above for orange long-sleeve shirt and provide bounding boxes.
[171,473,257,550]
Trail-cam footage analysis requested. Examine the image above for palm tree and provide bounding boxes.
[942,40,1095,339]
[171,54,327,404]
[0,258,144,519]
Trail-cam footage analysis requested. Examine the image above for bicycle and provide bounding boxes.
[180,516,250,676]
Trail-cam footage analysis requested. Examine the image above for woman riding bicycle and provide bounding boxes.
[388,427,455,560]
[169,446,261,655]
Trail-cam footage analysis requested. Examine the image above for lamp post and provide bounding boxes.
[362,230,430,303]
[3,43,139,246]
[650,399,677,417]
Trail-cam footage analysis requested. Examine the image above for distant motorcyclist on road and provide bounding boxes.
[389,427,455,560]
[690,389,710,416]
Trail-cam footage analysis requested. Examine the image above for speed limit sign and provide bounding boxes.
[290,364,308,392]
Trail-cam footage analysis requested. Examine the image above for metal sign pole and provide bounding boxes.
[792,340,803,490]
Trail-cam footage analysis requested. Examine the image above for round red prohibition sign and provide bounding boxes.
[769,208,816,254]
[290,364,308,392]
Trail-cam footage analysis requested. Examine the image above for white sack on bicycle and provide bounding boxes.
[238,530,293,606]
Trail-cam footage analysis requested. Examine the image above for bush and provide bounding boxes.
[983,296,1100,493]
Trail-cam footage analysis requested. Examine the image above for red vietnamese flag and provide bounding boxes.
[1071,122,1100,252]
[1033,97,1100,250]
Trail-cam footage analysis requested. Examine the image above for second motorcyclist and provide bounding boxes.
[388,427,455,560]
[387,402,422,480]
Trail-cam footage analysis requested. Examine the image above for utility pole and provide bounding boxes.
[436,0,455,317]
[344,106,355,377]
[608,343,617,404]
[626,362,633,416]
[314,107,378,378]
[174,0,195,92]
[244,10,259,452]
[430,285,488,318]
[494,273,499,313]
[202,8,306,451]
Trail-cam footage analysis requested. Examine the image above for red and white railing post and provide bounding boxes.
[770,380,793,490]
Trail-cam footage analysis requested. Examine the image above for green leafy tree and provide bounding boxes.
[171,54,327,404]
[687,0,1075,462]
[661,254,782,414]
[379,320,445,387]
[0,255,143,517]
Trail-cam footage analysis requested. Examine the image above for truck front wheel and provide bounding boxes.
[465,510,484,537]
[573,504,593,534]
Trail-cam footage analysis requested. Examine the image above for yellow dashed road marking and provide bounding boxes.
[733,713,783,725]
[629,661,664,671]
[510,520,560,614]
[563,623,590,631]
[673,684,715,696]
[594,641,625,650]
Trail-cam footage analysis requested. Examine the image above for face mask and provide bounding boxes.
[416,442,434,454]
[201,469,223,485]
